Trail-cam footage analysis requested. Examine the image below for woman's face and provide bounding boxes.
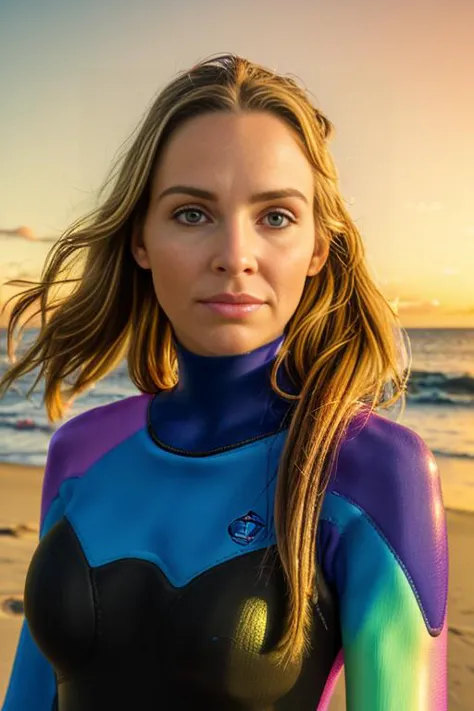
[131,110,329,356]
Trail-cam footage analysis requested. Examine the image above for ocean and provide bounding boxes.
[0,327,473,470]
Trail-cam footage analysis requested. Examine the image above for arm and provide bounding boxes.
[325,434,448,709]
[2,433,66,711]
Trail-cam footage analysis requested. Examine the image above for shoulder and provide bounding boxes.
[49,392,152,459]
[322,408,448,633]
[331,408,440,504]
[41,393,152,516]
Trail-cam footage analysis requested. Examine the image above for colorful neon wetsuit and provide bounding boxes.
[2,332,448,710]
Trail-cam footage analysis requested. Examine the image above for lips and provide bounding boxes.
[199,301,263,318]
[201,293,264,305]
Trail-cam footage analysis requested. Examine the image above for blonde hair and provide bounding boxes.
[0,53,410,668]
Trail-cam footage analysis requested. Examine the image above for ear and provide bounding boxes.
[307,234,330,277]
[130,221,151,270]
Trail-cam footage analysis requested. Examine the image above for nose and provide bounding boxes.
[210,220,259,275]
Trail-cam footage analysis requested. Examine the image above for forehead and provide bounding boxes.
[152,111,313,191]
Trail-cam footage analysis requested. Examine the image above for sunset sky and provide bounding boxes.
[0,0,472,327]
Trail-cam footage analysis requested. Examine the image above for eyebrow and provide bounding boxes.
[156,185,309,205]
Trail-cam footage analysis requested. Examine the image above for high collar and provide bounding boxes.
[149,331,297,454]
[173,332,286,402]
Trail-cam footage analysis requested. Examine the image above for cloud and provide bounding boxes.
[0,225,37,240]
[0,225,56,242]
[396,298,440,313]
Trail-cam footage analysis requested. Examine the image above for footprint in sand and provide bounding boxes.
[0,595,24,617]
[0,523,39,538]
[449,625,474,647]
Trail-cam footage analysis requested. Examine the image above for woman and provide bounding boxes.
[1,53,448,710]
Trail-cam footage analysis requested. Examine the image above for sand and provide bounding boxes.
[0,462,473,709]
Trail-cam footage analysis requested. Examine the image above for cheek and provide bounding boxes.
[147,244,196,308]
[270,257,313,318]
[273,251,313,293]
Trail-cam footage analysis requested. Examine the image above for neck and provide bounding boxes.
[148,331,298,454]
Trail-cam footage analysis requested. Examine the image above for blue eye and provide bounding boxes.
[171,207,296,229]
[172,208,207,225]
[264,211,293,229]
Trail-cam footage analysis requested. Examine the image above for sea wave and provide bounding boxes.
[432,450,474,461]
[407,370,474,407]
[0,421,54,434]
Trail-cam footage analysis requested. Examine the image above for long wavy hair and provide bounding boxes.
[0,53,410,668]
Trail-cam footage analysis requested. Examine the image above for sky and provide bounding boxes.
[0,0,473,327]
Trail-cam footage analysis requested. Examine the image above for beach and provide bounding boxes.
[0,461,473,709]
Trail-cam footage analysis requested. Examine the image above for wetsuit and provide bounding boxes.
[2,332,448,710]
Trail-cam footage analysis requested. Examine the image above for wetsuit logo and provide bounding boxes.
[228,510,266,546]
